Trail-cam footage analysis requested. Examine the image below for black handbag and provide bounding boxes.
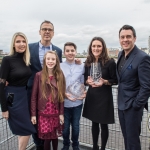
[7,93,14,107]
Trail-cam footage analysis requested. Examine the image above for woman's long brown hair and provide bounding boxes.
[41,51,66,103]
[85,37,110,67]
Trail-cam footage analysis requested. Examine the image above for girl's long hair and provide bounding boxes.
[41,51,66,102]
[85,37,110,67]
[9,32,30,66]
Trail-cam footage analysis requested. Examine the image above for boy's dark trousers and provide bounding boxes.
[62,104,82,149]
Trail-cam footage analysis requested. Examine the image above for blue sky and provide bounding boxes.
[0,0,150,52]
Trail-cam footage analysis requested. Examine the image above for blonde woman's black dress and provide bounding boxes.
[0,52,36,135]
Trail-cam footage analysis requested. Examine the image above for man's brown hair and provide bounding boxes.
[40,20,54,30]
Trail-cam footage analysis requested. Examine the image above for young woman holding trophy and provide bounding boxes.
[82,37,118,150]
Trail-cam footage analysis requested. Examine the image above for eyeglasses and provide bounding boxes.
[41,28,54,32]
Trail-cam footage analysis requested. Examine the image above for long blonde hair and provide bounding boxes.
[9,32,30,66]
[41,51,66,102]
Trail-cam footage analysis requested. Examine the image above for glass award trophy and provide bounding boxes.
[90,62,102,84]
[67,81,85,99]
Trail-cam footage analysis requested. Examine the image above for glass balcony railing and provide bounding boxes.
[0,86,150,150]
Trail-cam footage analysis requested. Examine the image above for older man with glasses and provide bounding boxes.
[27,20,62,150]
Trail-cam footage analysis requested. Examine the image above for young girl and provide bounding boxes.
[31,51,66,150]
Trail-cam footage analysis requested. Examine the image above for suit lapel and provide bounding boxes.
[116,51,122,81]
[52,44,58,55]
[120,46,138,78]
[46,77,58,100]
[46,77,57,88]
[52,44,55,51]
[50,78,57,88]
[34,42,42,70]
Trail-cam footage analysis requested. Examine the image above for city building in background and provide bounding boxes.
[2,36,150,63]
[0,50,8,65]
[62,48,120,58]
[140,47,149,54]
[107,48,119,57]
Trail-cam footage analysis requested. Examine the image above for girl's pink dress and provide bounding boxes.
[38,77,63,139]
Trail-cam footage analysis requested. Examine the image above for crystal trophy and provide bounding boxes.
[90,62,102,84]
[67,81,85,99]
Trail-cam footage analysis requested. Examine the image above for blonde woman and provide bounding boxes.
[0,32,36,150]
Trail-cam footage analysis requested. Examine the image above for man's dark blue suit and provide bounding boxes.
[117,45,150,150]
[27,42,62,147]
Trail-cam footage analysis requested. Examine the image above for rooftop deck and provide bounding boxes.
[30,139,95,150]
[0,86,150,150]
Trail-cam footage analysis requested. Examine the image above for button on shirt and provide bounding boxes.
[39,42,52,66]
[60,61,84,108]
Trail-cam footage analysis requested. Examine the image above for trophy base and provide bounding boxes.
[94,81,100,85]
[70,95,80,99]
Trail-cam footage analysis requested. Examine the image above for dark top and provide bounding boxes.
[117,50,133,75]
[82,58,118,124]
[0,52,32,112]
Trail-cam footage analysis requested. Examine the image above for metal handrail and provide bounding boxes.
[0,86,150,150]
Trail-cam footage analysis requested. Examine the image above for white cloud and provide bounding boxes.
[0,0,150,52]
[143,0,150,3]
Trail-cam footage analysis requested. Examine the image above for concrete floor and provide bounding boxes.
[57,140,92,150]
[31,140,93,150]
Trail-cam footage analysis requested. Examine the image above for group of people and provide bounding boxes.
[0,20,150,150]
